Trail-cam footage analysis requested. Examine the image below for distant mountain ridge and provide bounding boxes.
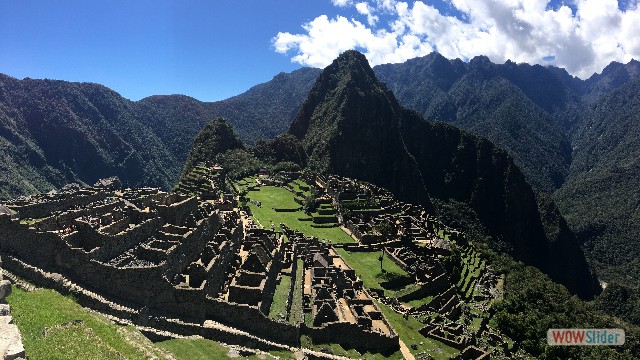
[372,53,640,286]
[0,68,319,198]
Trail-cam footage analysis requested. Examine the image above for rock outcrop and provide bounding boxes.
[0,257,26,360]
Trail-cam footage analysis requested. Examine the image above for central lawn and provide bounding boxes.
[406,295,434,308]
[245,185,354,244]
[249,185,301,210]
[334,248,409,296]
[7,288,170,360]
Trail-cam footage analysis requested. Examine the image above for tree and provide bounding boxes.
[302,195,318,215]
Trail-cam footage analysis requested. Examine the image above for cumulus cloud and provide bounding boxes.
[273,0,640,78]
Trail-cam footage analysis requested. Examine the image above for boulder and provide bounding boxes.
[0,280,12,301]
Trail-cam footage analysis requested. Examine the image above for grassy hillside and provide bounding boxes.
[7,286,292,360]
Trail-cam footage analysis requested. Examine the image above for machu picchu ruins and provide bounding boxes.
[0,163,513,359]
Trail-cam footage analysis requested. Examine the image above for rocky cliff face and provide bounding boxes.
[289,50,597,298]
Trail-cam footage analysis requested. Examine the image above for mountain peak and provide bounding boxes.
[469,55,493,67]
[289,50,395,140]
[288,50,430,207]
[181,118,245,177]
[334,49,371,67]
[323,50,378,88]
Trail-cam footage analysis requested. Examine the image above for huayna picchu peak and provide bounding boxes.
[289,50,430,209]
[288,50,597,300]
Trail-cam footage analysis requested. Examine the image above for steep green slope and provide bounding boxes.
[0,74,178,198]
[212,67,321,143]
[554,76,640,284]
[374,53,574,191]
[0,68,319,199]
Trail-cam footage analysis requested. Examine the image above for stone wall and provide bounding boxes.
[259,237,285,315]
[74,216,163,262]
[302,322,399,354]
[0,214,300,346]
[8,191,107,219]
[156,196,199,226]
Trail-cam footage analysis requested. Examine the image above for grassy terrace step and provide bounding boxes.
[334,248,408,297]
[406,295,434,308]
[300,335,403,360]
[457,249,486,300]
[7,288,171,360]
[157,339,294,360]
[8,287,294,360]
[375,301,458,359]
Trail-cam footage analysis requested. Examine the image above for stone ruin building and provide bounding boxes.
[0,171,400,355]
[313,174,500,357]
[281,225,399,352]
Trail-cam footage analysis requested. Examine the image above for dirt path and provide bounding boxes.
[339,225,359,242]
[399,340,416,360]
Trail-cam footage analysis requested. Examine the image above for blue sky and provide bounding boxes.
[1,1,639,102]
[0,1,354,101]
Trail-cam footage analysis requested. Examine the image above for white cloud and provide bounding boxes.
[274,0,640,79]
[356,2,379,26]
[331,0,352,7]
